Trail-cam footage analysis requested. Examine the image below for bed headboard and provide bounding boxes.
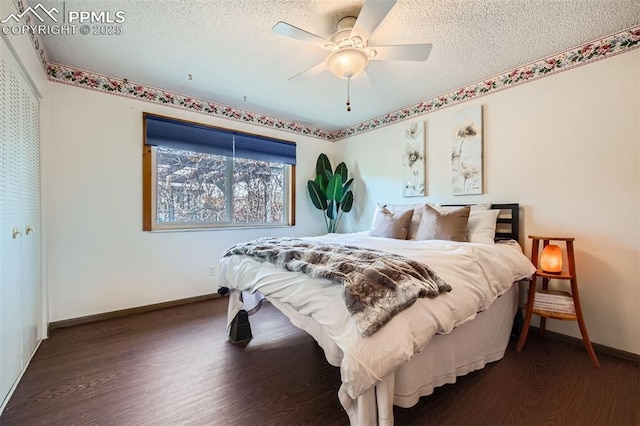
[490,203,519,242]
[443,203,520,243]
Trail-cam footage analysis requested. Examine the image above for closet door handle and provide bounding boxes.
[12,227,22,239]
[25,225,34,235]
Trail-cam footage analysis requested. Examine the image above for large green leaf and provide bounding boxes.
[325,174,344,202]
[326,201,336,219]
[315,174,328,194]
[308,180,328,210]
[341,178,353,197]
[335,162,348,183]
[316,153,332,177]
[341,191,354,213]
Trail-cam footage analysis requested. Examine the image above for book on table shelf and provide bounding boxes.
[532,291,576,315]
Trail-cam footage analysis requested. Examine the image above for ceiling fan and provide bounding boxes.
[272,0,432,110]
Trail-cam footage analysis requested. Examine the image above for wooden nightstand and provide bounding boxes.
[515,235,600,367]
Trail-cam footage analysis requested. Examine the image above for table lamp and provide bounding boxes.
[540,244,563,274]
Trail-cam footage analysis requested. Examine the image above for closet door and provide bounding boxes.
[0,53,8,403]
[20,75,40,361]
[0,43,41,407]
[0,53,24,404]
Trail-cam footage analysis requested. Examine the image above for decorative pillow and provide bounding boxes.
[370,207,414,239]
[371,203,424,239]
[467,209,500,244]
[406,205,425,240]
[415,205,471,242]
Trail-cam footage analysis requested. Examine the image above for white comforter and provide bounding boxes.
[220,233,535,401]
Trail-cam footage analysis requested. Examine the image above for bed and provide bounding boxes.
[219,203,535,425]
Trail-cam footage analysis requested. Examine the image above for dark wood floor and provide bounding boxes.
[2,297,638,426]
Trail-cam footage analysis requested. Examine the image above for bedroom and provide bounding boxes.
[0,0,638,424]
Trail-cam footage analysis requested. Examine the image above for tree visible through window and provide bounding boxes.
[155,148,286,225]
[142,113,295,231]
[232,157,285,223]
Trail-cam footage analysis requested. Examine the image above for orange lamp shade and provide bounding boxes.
[540,244,563,274]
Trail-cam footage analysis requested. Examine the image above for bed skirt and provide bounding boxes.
[339,283,519,425]
[227,284,519,425]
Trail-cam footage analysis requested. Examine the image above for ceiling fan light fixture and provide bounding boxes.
[326,48,369,79]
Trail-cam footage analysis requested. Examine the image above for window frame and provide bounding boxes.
[142,113,296,232]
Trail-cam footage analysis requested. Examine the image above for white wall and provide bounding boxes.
[339,50,640,355]
[45,83,337,321]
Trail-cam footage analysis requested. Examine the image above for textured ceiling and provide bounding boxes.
[26,0,640,131]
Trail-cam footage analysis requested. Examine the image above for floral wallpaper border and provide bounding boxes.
[332,25,640,141]
[10,0,640,142]
[47,63,334,140]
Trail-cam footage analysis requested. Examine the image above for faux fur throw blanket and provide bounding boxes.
[224,237,451,337]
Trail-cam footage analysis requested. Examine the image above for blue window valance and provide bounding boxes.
[144,113,296,165]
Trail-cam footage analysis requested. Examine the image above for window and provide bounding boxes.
[143,113,296,231]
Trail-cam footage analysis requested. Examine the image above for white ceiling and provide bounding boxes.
[28,0,640,131]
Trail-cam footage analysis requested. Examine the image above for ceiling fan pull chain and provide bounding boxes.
[346,77,351,112]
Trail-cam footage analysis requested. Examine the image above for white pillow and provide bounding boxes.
[466,209,500,244]
[428,203,491,213]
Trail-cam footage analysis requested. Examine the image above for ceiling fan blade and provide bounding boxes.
[350,0,397,42]
[273,21,336,50]
[288,61,327,81]
[352,70,372,92]
[370,43,433,61]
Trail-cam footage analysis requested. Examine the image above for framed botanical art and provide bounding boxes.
[402,122,426,197]
[451,105,483,195]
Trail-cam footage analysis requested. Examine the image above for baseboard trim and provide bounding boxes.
[48,293,220,332]
[46,299,639,364]
[530,326,640,365]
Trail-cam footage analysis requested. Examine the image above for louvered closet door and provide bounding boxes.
[0,53,23,403]
[0,53,9,403]
[0,43,41,406]
[20,70,41,362]
[0,54,4,403]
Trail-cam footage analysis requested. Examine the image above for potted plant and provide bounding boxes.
[307,153,354,233]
